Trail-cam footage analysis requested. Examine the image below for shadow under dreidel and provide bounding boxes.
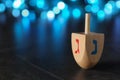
[71,69,120,80]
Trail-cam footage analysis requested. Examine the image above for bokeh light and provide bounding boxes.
[22,9,30,17]
[61,6,70,19]
[72,8,81,19]
[47,10,55,20]
[97,10,105,21]
[36,0,45,8]
[87,0,98,4]
[0,3,6,13]
[85,5,91,12]
[116,0,120,8]
[108,1,117,15]
[53,7,60,14]
[0,0,120,26]
[57,1,65,10]
[109,1,115,7]
[104,3,113,15]
[13,0,25,9]
[91,5,99,13]
[12,9,20,17]
[5,0,12,8]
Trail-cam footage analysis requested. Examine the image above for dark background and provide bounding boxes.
[0,0,120,80]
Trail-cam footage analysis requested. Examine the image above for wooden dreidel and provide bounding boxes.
[71,13,104,69]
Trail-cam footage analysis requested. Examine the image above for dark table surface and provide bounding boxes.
[0,14,120,80]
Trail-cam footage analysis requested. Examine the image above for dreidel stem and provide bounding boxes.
[85,13,90,34]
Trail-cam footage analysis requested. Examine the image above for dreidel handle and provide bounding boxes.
[85,13,90,34]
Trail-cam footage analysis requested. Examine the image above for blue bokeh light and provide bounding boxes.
[0,3,6,13]
[22,9,30,17]
[5,0,12,8]
[97,10,105,21]
[116,0,120,8]
[61,6,70,19]
[109,1,115,7]
[0,0,120,24]
[53,7,60,14]
[72,8,81,19]
[12,9,20,17]
[36,0,45,8]
[91,5,99,13]
[108,1,117,14]
[57,1,65,10]
[104,3,113,15]
[47,10,55,20]
[85,5,91,12]
[13,0,25,9]
[87,0,98,4]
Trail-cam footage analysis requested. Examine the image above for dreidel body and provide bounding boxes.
[71,13,104,69]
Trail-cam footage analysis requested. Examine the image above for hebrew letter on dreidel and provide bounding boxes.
[75,39,80,54]
[91,40,97,55]
[71,13,104,69]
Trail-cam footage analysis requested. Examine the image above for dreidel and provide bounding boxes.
[71,13,104,69]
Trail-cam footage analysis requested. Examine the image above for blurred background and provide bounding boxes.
[0,0,120,80]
